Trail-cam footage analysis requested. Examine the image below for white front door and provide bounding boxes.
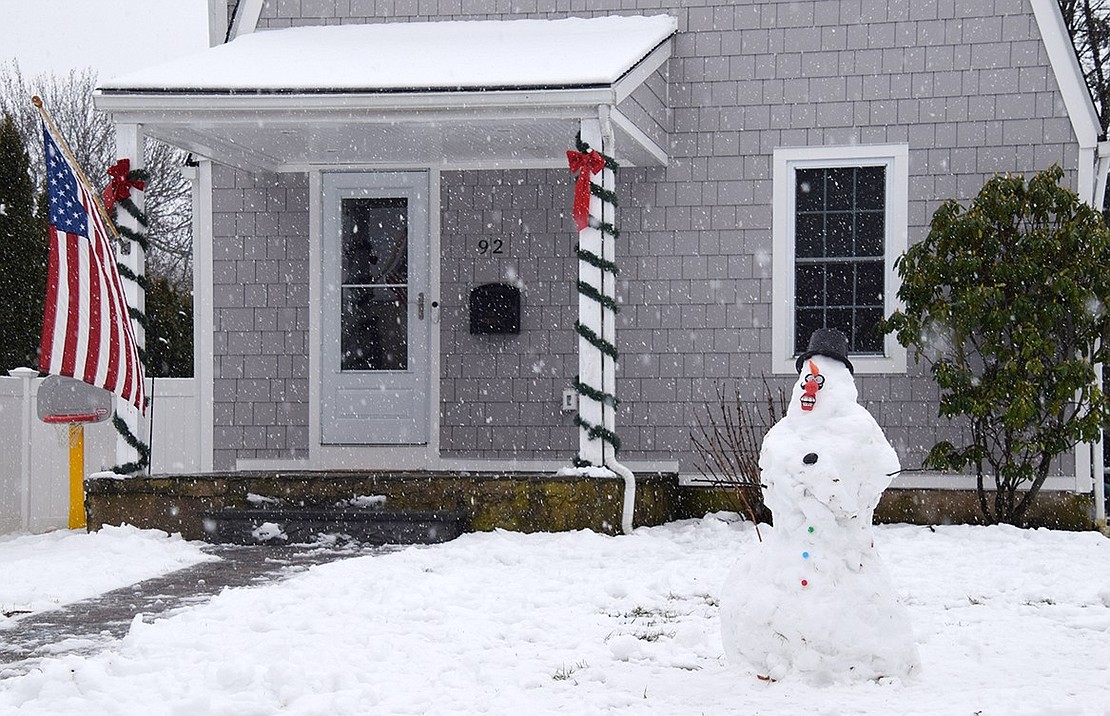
[320,172,430,444]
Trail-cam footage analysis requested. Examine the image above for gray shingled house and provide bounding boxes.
[90,0,1107,535]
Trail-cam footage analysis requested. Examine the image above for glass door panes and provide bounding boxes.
[793,165,886,355]
[340,197,409,371]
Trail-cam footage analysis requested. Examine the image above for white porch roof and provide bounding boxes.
[95,16,676,171]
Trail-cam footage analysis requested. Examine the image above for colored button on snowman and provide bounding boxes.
[720,328,920,684]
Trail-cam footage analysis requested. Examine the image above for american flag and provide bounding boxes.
[39,122,145,413]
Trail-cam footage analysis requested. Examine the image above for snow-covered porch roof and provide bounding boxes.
[93,16,676,172]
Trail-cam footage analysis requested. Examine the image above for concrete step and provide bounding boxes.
[200,507,466,546]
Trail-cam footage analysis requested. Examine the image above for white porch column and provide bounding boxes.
[577,118,606,467]
[114,123,147,469]
[576,116,636,533]
[182,159,215,472]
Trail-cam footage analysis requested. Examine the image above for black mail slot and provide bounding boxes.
[469,283,521,335]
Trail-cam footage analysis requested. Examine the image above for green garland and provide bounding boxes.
[108,167,151,475]
[110,412,151,475]
[572,134,622,465]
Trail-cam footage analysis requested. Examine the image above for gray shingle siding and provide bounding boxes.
[439,169,578,459]
[207,0,1079,473]
[211,166,310,469]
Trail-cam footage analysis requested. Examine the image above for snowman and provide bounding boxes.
[720,328,919,683]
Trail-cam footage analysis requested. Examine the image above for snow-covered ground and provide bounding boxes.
[0,516,1108,715]
[0,524,212,624]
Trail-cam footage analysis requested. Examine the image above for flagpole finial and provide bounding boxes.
[31,96,42,108]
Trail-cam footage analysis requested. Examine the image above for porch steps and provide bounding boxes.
[200,506,466,546]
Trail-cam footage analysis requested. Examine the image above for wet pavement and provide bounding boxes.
[0,542,394,678]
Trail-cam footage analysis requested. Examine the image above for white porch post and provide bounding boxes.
[577,118,606,467]
[182,159,215,472]
[575,116,636,533]
[114,123,147,469]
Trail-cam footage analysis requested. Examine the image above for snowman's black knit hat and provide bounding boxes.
[795,328,854,374]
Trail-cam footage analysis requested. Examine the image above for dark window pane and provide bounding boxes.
[826,213,853,257]
[825,168,854,210]
[341,287,408,371]
[796,213,824,258]
[792,162,890,359]
[826,308,852,339]
[856,261,885,306]
[826,263,854,305]
[856,212,884,257]
[856,167,885,210]
[796,264,824,306]
[341,198,408,285]
[796,169,824,211]
[854,307,884,352]
[796,309,824,355]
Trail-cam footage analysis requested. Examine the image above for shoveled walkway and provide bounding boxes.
[0,542,395,678]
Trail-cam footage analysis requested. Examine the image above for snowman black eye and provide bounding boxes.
[803,453,818,465]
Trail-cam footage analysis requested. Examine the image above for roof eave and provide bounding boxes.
[94,85,619,119]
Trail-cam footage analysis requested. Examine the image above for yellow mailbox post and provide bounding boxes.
[37,375,112,530]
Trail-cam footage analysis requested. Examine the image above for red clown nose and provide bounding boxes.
[800,360,821,412]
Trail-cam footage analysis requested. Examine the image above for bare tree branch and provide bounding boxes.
[0,60,192,287]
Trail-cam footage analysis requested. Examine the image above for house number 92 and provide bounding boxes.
[477,238,504,255]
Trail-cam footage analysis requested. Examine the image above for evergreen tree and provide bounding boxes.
[0,112,45,371]
[144,274,193,377]
[881,167,1110,525]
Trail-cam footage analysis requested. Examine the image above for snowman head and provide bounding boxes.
[789,354,858,417]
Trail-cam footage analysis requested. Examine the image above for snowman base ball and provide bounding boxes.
[720,333,919,683]
[720,524,919,684]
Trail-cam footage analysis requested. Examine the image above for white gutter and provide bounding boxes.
[94,86,619,115]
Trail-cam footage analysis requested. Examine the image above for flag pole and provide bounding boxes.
[31,96,124,244]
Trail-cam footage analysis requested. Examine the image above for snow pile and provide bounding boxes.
[0,525,212,624]
[249,522,287,543]
[342,495,387,509]
[721,353,918,682]
[0,518,1107,714]
[101,16,678,92]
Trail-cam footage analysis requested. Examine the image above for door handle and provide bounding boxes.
[417,292,425,320]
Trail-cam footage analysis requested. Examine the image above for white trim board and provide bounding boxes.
[226,0,264,41]
[679,472,1086,493]
[771,144,910,375]
[1030,0,1100,150]
[237,456,681,474]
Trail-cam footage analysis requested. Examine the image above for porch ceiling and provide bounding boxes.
[94,16,676,172]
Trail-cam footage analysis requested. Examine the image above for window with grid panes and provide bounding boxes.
[792,166,886,355]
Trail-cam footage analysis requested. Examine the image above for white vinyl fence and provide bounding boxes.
[0,371,200,534]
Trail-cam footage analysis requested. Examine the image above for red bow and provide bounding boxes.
[102,158,146,213]
[567,149,605,232]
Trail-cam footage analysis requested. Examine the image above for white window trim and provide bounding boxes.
[771,144,909,375]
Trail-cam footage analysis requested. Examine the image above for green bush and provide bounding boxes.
[880,166,1110,525]
[0,112,46,371]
